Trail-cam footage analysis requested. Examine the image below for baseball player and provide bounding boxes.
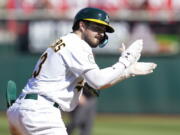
[7,7,157,135]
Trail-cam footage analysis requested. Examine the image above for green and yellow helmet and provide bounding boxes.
[73,7,114,33]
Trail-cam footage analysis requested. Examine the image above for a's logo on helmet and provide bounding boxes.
[105,15,110,23]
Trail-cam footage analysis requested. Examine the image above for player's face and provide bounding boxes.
[82,22,106,48]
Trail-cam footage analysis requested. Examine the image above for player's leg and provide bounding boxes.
[7,103,28,135]
[8,124,23,135]
[19,103,68,135]
[7,96,68,135]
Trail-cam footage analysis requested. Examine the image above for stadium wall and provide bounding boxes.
[0,46,180,114]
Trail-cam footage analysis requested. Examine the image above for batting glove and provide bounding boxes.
[109,62,157,85]
[119,39,143,68]
[125,62,157,77]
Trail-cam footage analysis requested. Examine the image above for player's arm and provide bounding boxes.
[83,63,126,89]
[83,39,144,90]
[83,61,156,89]
[109,62,157,86]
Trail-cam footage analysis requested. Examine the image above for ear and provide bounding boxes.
[79,21,87,32]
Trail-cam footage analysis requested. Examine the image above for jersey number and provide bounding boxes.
[33,53,48,78]
[51,39,65,52]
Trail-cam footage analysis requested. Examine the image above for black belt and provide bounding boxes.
[24,93,59,108]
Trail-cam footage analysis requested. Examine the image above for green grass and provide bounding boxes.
[93,114,180,135]
[1,112,180,135]
[0,113,10,135]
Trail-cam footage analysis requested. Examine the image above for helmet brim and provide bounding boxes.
[83,18,114,33]
[106,25,114,33]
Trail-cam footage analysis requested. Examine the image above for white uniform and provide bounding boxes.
[7,33,145,135]
[24,33,98,112]
[7,33,99,135]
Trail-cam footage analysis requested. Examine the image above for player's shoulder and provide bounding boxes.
[48,33,92,55]
[63,33,92,53]
[62,33,83,45]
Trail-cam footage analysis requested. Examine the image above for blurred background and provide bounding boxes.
[0,0,180,135]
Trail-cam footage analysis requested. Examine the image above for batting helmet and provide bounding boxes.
[72,7,114,33]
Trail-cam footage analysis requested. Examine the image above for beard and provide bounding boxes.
[84,35,100,48]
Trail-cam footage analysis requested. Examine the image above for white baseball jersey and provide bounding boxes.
[23,33,99,111]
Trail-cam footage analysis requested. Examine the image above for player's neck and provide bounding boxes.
[73,31,83,40]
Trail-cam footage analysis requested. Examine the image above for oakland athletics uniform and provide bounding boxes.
[7,33,99,135]
[6,7,155,135]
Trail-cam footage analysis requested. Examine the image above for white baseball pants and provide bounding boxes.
[7,94,67,135]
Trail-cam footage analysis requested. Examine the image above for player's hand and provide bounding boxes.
[119,39,143,68]
[126,62,157,77]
